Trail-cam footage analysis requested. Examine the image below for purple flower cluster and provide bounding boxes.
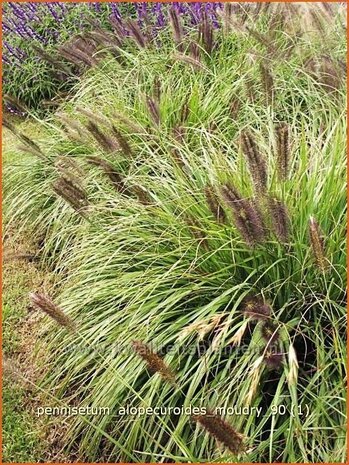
[3,2,224,111]
[3,3,70,68]
[3,2,223,63]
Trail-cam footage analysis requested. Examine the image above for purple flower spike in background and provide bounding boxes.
[2,2,224,112]
[47,3,63,23]
[111,3,122,21]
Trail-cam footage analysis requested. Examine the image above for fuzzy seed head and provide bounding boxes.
[205,186,226,224]
[220,185,266,245]
[111,126,133,157]
[87,156,127,194]
[86,120,118,153]
[276,123,290,180]
[261,321,279,344]
[240,131,268,194]
[229,97,241,120]
[146,96,161,126]
[198,11,214,55]
[268,197,290,243]
[309,216,328,271]
[29,292,75,330]
[169,8,184,49]
[242,296,271,320]
[132,185,152,205]
[192,411,245,455]
[259,62,274,105]
[126,20,147,48]
[174,51,205,71]
[132,340,176,384]
[52,176,89,214]
[264,350,283,369]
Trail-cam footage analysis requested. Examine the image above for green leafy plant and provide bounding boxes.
[3,4,346,462]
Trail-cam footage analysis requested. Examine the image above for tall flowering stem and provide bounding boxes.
[309,216,328,271]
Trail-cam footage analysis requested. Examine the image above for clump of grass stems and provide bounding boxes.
[3,4,346,463]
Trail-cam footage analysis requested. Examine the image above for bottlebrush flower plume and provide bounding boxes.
[132,340,176,384]
[87,156,128,194]
[240,131,268,194]
[275,123,290,180]
[259,62,274,105]
[52,176,89,214]
[268,196,290,243]
[242,295,271,320]
[126,20,147,48]
[198,11,214,55]
[192,410,246,455]
[169,7,184,50]
[111,126,133,157]
[29,292,75,330]
[261,321,279,344]
[220,185,266,245]
[264,350,283,369]
[204,186,226,224]
[309,216,328,271]
[146,96,161,126]
[86,120,119,153]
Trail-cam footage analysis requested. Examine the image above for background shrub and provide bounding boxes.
[3,2,224,113]
[3,3,347,463]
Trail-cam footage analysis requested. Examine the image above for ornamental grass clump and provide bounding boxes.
[3,2,225,112]
[3,3,346,463]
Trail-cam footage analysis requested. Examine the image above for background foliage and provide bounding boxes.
[3,2,223,112]
[3,2,347,463]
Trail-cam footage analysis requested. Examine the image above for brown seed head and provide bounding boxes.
[169,8,184,49]
[205,186,226,224]
[132,185,152,205]
[264,351,283,369]
[52,174,89,214]
[220,185,266,245]
[229,97,241,120]
[275,123,290,180]
[242,295,271,320]
[309,216,328,271]
[268,196,290,243]
[261,321,279,344]
[198,11,214,55]
[126,20,147,48]
[111,126,133,157]
[259,62,274,105]
[146,97,161,126]
[132,340,176,383]
[87,156,128,194]
[174,51,205,71]
[192,410,245,455]
[86,120,118,153]
[240,131,268,194]
[29,292,75,330]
